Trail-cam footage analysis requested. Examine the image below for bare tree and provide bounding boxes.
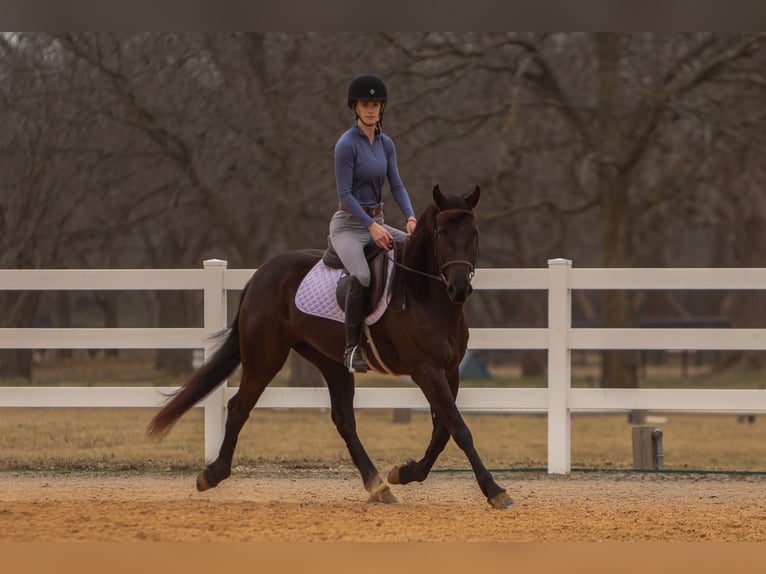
[4,32,766,387]
[381,32,766,386]
[0,34,139,376]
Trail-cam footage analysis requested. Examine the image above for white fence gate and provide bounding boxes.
[2,258,766,474]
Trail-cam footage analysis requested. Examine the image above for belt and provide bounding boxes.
[338,202,383,217]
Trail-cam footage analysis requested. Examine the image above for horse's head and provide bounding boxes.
[432,184,480,304]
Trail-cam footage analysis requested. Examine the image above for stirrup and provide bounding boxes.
[344,345,368,373]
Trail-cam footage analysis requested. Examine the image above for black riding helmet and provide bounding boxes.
[347,75,387,127]
[347,74,387,108]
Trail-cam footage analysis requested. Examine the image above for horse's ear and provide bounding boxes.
[433,184,446,209]
[465,186,480,209]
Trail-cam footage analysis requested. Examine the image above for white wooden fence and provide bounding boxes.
[2,258,766,474]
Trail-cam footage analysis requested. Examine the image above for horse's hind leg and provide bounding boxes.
[196,345,290,492]
[294,343,396,504]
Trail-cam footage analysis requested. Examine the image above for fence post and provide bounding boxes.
[547,258,572,474]
[202,259,228,463]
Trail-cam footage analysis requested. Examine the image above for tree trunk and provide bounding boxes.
[93,292,120,358]
[55,291,73,360]
[715,210,766,372]
[0,348,35,380]
[520,294,545,377]
[601,205,639,388]
[595,33,639,389]
[0,292,41,380]
[154,292,194,375]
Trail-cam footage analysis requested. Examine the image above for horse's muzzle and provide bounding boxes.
[446,281,473,304]
[441,260,476,303]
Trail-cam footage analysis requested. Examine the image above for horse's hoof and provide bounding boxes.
[488,490,514,509]
[387,466,402,485]
[196,471,211,492]
[367,484,398,504]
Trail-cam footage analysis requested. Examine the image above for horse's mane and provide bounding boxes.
[404,193,475,262]
[402,204,437,262]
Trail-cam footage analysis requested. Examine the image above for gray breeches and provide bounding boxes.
[328,210,408,287]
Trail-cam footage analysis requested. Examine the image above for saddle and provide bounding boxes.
[322,238,390,315]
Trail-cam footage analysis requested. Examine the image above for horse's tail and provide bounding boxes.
[147,282,248,440]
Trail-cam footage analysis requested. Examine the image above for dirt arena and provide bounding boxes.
[2,467,766,542]
[3,406,766,543]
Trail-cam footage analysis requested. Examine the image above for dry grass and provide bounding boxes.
[2,407,766,473]
[3,350,766,473]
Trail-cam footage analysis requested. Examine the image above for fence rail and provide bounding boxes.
[2,258,766,474]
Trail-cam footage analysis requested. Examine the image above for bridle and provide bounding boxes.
[393,208,478,285]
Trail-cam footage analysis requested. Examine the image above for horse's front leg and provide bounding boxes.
[388,408,450,485]
[388,366,460,485]
[406,365,513,509]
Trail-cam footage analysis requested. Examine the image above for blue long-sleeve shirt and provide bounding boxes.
[334,125,415,229]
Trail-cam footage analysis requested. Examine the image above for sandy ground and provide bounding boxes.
[2,468,766,542]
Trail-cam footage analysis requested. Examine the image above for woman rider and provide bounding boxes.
[329,74,418,373]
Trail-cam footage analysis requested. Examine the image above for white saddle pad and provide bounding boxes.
[295,254,393,325]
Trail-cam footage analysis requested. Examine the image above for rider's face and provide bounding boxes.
[354,100,383,125]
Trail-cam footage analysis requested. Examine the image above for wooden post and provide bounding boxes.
[391,408,412,423]
[632,426,663,470]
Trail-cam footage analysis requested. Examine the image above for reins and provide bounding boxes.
[393,258,476,284]
[392,258,445,283]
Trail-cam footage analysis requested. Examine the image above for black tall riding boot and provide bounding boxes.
[343,276,369,373]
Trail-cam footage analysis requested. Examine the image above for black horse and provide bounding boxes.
[148,185,512,509]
